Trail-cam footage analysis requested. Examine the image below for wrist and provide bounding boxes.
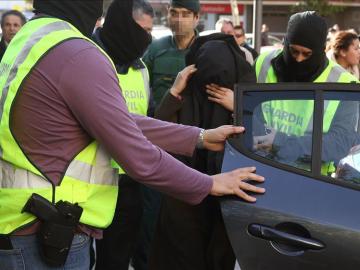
[209,175,221,196]
[196,129,205,149]
[170,87,182,100]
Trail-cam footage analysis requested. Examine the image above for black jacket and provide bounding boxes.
[156,33,256,174]
[243,42,259,60]
[0,39,7,62]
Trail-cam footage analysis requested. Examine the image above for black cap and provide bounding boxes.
[170,0,200,13]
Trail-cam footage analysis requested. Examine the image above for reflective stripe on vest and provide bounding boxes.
[112,62,150,174]
[256,49,358,175]
[255,49,281,83]
[0,18,118,234]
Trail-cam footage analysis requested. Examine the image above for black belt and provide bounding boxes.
[0,235,13,250]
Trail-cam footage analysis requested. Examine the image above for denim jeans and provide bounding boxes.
[0,233,90,270]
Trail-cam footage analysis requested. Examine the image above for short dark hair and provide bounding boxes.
[234,25,245,34]
[133,0,154,20]
[1,10,27,28]
[333,31,359,58]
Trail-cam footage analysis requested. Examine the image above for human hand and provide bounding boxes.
[203,125,244,152]
[170,64,197,99]
[253,128,277,152]
[210,167,265,202]
[206,83,234,112]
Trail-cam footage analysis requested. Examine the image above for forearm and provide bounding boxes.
[274,101,358,163]
[274,132,312,162]
[274,129,357,165]
[154,90,183,122]
[88,102,210,204]
[132,113,200,156]
[87,103,210,203]
[106,116,211,204]
[321,101,358,163]
[126,144,213,205]
[61,47,211,204]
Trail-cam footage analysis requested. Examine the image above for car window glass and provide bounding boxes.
[234,87,360,189]
[236,90,315,172]
[323,93,360,185]
[250,99,314,171]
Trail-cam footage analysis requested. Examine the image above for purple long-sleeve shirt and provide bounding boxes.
[11,39,213,205]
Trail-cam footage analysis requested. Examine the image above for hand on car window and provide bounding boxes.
[211,167,265,202]
[203,125,244,151]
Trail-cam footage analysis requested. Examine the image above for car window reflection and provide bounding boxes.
[248,98,360,186]
[251,100,313,171]
[324,100,360,184]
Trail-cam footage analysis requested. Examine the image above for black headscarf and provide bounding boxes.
[273,11,328,82]
[33,0,103,37]
[100,0,152,66]
[179,33,255,174]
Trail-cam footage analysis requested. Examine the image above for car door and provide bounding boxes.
[221,83,360,270]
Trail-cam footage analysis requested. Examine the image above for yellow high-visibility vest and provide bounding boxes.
[255,49,358,174]
[118,61,150,116]
[0,17,119,234]
[111,61,150,174]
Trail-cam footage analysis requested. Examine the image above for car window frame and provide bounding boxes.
[229,82,360,192]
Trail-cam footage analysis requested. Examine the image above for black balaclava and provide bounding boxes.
[278,11,328,82]
[33,0,103,37]
[100,0,152,66]
[178,33,255,174]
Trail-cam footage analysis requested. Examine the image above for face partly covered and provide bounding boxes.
[167,6,199,36]
[134,12,153,34]
[281,11,328,81]
[220,22,234,35]
[234,28,246,45]
[288,44,313,62]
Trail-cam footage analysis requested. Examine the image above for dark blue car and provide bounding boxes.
[221,83,360,270]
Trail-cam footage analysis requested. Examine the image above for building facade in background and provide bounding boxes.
[1,0,360,39]
[149,0,360,38]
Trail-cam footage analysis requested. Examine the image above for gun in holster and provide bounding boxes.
[22,193,83,267]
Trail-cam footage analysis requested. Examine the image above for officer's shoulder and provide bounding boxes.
[54,39,101,60]
[259,49,282,57]
[255,49,282,65]
[329,60,360,83]
[148,35,173,51]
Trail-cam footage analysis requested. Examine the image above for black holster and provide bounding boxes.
[22,193,83,267]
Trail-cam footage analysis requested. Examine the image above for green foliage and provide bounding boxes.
[291,0,346,16]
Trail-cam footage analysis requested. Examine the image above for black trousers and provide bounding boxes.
[95,175,143,270]
[148,195,235,270]
[132,186,162,270]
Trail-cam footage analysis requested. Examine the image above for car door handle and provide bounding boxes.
[248,224,325,250]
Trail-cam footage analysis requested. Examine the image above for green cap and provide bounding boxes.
[170,0,200,13]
